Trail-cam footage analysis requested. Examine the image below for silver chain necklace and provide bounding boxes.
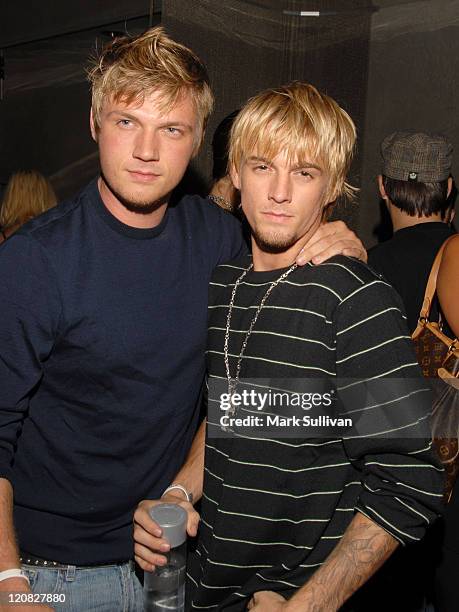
[224,261,298,415]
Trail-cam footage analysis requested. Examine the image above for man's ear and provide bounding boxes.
[229,164,241,190]
[327,184,339,204]
[323,177,340,208]
[90,108,98,142]
[447,176,453,198]
[321,202,335,222]
[377,174,387,199]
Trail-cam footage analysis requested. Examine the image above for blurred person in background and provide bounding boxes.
[368,132,455,335]
[207,110,240,212]
[0,170,57,243]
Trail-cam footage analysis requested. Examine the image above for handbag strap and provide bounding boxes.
[418,234,458,320]
[412,234,458,339]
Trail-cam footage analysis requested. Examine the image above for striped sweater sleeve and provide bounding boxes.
[335,276,444,544]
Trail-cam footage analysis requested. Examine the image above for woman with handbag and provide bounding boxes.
[434,234,459,612]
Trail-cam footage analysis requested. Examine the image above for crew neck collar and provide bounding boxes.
[243,257,300,282]
[89,178,169,239]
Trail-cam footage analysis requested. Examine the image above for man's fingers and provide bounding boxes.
[133,503,172,571]
[133,522,170,551]
[134,540,168,570]
[133,502,163,536]
[298,239,366,265]
[143,496,200,537]
[134,554,152,572]
[341,246,367,261]
[246,591,286,611]
[296,219,366,265]
[246,592,265,611]
[310,239,365,264]
[296,233,336,263]
[297,238,350,264]
[133,498,200,572]
[187,507,201,537]
[135,551,159,573]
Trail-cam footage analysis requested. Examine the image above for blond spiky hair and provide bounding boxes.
[229,81,357,202]
[87,27,214,150]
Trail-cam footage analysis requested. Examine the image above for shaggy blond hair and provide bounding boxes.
[229,82,356,202]
[87,27,214,150]
[0,170,57,230]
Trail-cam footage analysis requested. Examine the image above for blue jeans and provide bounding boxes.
[22,561,143,612]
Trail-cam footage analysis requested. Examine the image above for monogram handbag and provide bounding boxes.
[412,235,459,501]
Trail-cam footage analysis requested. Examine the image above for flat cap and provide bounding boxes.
[381,131,452,182]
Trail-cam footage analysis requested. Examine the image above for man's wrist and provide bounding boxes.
[0,569,29,585]
[283,584,339,612]
[161,484,193,504]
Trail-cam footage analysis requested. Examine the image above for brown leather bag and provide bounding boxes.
[412,235,459,501]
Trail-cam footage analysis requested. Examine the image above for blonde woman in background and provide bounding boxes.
[0,170,57,243]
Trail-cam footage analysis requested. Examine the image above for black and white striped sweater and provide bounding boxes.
[187,255,443,611]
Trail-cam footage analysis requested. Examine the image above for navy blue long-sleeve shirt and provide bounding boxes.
[0,179,246,564]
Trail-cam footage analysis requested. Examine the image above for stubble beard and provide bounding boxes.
[101,172,168,215]
[252,227,298,254]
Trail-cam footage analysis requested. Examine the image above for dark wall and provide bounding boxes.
[1,0,157,46]
[1,77,95,194]
[0,15,156,199]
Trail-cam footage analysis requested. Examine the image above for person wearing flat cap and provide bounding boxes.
[369,132,457,612]
[368,131,455,335]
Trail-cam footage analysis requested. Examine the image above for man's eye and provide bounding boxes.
[117,119,132,127]
[299,170,312,178]
[165,127,182,135]
[255,165,268,171]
